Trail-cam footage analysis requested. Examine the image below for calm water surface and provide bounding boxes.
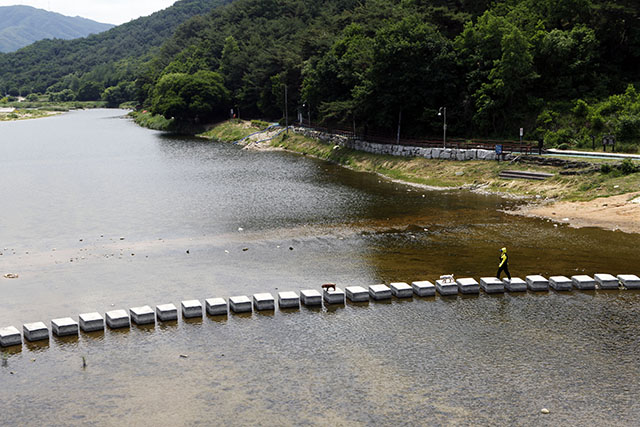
[1,109,639,425]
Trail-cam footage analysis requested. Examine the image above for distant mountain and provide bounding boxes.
[0,0,231,94]
[0,5,114,53]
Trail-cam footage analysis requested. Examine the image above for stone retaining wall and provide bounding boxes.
[293,126,508,161]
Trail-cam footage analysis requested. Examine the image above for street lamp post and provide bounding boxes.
[438,107,447,148]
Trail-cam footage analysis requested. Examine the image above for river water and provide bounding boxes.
[1,109,639,425]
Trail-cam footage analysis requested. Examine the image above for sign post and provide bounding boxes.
[602,135,616,152]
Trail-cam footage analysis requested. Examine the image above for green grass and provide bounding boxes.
[198,119,262,141]
[175,119,640,201]
[129,110,173,131]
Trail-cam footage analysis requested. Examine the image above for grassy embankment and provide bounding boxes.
[199,120,640,202]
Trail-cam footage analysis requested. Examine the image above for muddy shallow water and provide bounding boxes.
[1,110,639,425]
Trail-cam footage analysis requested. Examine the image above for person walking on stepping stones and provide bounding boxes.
[497,247,511,280]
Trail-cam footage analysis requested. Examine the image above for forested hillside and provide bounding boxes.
[3,0,640,147]
[0,5,113,53]
[0,0,230,99]
[137,0,640,147]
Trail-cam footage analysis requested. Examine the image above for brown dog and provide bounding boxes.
[321,283,336,292]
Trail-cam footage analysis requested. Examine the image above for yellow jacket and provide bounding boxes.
[499,249,508,267]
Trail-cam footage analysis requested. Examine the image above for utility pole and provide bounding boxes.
[284,84,289,134]
[438,107,447,148]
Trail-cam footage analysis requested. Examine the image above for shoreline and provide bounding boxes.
[173,118,640,234]
[0,110,63,121]
[508,192,640,234]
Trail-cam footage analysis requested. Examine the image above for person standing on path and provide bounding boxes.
[497,247,511,280]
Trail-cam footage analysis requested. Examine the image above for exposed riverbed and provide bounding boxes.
[1,109,640,424]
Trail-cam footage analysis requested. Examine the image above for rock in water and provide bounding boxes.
[541,408,550,414]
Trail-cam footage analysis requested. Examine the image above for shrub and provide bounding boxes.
[557,142,570,150]
[620,158,637,175]
[600,163,612,173]
[251,119,270,129]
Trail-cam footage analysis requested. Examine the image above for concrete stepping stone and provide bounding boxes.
[300,289,322,306]
[456,278,479,294]
[618,274,640,289]
[594,273,619,290]
[390,282,413,298]
[436,279,458,296]
[51,317,79,336]
[503,277,527,292]
[346,286,369,302]
[181,300,203,318]
[0,326,22,347]
[229,295,252,313]
[411,280,435,297]
[205,298,227,315]
[23,322,49,341]
[253,293,275,311]
[369,284,391,300]
[323,287,345,304]
[480,277,505,293]
[278,292,300,309]
[130,306,155,325]
[549,276,572,291]
[105,310,130,329]
[79,312,104,332]
[526,275,549,291]
[155,304,178,321]
[571,275,596,290]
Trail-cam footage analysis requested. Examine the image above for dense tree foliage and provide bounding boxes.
[150,70,228,121]
[2,0,640,144]
[134,0,640,139]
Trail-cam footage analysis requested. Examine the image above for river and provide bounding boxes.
[1,109,639,425]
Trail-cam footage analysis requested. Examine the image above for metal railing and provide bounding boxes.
[296,121,538,154]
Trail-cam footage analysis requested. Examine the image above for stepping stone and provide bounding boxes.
[549,276,572,291]
[456,278,479,294]
[229,295,252,313]
[390,282,413,298]
[526,275,549,291]
[618,274,640,289]
[79,312,104,332]
[368,284,392,300]
[436,279,458,296]
[130,306,155,325]
[253,293,275,311]
[480,277,505,293]
[105,310,130,329]
[571,275,596,290]
[300,289,322,306]
[155,304,178,321]
[503,277,527,292]
[346,286,369,302]
[323,287,345,304]
[205,298,227,315]
[594,273,619,290]
[0,326,22,347]
[51,317,79,336]
[23,322,49,341]
[411,280,435,297]
[278,292,300,309]
[182,300,203,318]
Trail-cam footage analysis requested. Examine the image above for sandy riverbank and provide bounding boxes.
[511,192,640,233]
[0,110,62,121]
